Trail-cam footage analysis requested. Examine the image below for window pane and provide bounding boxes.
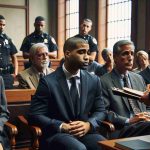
[107,0,131,48]
[66,0,79,39]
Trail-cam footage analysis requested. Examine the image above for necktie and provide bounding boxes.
[123,75,141,114]
[69,77,80,117]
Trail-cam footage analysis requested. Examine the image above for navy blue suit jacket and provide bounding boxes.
[28,67,106,139]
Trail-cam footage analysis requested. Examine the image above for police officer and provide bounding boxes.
[0,15,18,89]
[20,16,58,68]
[74,18,99,62]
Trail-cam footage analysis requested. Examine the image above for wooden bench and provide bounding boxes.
[5,89,41,150]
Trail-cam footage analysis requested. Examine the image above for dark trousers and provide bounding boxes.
[42,133,106,150]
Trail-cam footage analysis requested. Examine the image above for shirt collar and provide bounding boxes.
[114,68,129,79]
[62,64,80,80]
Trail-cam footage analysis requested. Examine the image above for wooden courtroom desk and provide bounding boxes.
[98,135,150,150]
[5,89,35,102]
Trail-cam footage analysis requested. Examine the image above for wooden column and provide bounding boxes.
[57,0,65,59]
[97,0,107,64]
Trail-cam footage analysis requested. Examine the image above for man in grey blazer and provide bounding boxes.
[28,37,106,150]
[0,76,10,150]
[17,43,54,89]
[101,40,150,138]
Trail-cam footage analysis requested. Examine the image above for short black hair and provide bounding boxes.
[63,37,88,53]
[0,15,5,20]
[35,16,45,23]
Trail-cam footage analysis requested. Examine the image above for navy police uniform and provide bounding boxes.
[20,32,58,68]
[74,34,98,54]
[0,33,17,89]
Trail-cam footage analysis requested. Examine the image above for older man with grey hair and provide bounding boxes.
[17,43,54,89]
[101,40,150,138]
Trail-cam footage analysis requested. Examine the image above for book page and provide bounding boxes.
[123,87,144,96]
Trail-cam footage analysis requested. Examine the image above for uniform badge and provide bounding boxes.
[5,39,9,45]
[92,38,97,44]
[44,39,48,43]
[51,37,56,44]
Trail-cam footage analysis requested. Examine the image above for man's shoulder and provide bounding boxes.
[22,32,34,41]
[140,67,149,75]
[129,71,143,79]
[2,33,11,40]
[101,72,111,79]
[18,68,33,77]
[74,34,80,37]
[82,69,99,80]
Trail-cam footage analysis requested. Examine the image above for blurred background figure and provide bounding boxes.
[95,48,113,77]
[133,50,149,73]
[86,61,102,75]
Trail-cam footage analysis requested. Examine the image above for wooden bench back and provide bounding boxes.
[5,89,36,148]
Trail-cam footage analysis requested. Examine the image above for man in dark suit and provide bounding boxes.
[0,76,10,150]
[101,40,150,138]
[28,37,106,150]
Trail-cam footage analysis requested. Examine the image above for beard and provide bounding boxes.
[40,60,49,69]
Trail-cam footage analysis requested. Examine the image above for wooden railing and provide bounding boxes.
[5,89,36,102]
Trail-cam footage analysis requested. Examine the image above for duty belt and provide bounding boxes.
[0,66,12,74]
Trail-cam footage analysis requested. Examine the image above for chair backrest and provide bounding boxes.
[5,89,35,149]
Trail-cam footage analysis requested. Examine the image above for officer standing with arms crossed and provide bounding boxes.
[0,15,18,89]
[20,16,58,69]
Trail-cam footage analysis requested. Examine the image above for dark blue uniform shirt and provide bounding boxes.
[0,33,17,68]
[20,32,58,53]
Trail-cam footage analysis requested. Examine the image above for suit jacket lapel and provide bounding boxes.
[111,70,131,110]
[28,68,39,88]
[56,67,75,117]
[80,70,88,114]
[129,72,145,111]
[111,70,122,89]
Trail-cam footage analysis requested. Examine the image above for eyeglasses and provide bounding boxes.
[36,52,48,57]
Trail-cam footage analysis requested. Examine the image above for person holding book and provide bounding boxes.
[101,40,150,138]
[140,92,150,106]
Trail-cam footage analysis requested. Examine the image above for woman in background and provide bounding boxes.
[133,50,149,73]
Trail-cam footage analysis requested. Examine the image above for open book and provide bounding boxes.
[112,87,145,99]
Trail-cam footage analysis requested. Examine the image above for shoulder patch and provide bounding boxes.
[44,39,48,43]
[92,38,97,44]
[51,37,56,44]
